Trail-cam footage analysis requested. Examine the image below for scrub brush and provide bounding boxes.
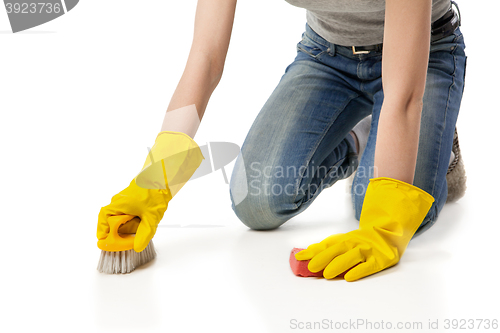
[97,214,156,274]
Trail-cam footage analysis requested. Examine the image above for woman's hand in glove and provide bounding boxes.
[295,177,435,281]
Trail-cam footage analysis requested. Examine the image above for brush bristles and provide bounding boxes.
[97,241,156,274]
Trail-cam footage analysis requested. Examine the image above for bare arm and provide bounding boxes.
[160,0,237,133]
[374,0,432,184]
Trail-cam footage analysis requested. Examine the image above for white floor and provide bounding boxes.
[1,1,499,332]
[3,174,498,333]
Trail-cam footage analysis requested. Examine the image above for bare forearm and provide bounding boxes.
[160,0,236,135]
[162,54,222,133]
[374,0,431,184]
[374,100,423,184]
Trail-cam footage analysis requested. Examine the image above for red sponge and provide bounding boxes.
[289,248,324,277]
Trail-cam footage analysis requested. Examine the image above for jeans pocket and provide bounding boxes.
[297,35,327,59]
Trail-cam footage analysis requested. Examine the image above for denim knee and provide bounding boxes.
[230,190,286,230]
[229,158,297,230]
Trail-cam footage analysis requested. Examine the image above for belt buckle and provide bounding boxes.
[352,46,370,55]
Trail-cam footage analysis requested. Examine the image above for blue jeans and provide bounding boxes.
[229,20,467,237]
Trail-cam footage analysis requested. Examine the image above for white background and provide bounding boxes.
[1,1,499,332]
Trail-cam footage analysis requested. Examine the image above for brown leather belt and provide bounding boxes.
[351,3,461,55]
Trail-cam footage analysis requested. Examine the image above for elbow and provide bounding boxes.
[382,75,427,115]
[383,90,425,115]
[405,94,424,113]
[207,56,225,88]
[210,64,224,90]
[186,47,225,89]
[386,98,424,117]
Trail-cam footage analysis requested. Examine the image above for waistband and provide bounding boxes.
[304,1,461,59]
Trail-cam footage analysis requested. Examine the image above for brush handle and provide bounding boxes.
[97,215,139,252]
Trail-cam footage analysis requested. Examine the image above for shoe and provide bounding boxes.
[446,127,467,202]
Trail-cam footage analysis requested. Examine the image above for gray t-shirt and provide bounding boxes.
[284,0,452,46]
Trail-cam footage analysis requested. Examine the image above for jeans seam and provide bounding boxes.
[430,45,458,200]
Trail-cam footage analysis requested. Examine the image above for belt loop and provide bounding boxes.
[451,0,461,26]
[327,42,336,56]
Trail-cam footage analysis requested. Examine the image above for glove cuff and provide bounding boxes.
[359,177,435,251]
[134,131,205,198]
[368,177,435,204]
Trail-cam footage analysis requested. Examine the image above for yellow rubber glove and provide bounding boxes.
[295,177,435,281]
[97,131,204,252]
